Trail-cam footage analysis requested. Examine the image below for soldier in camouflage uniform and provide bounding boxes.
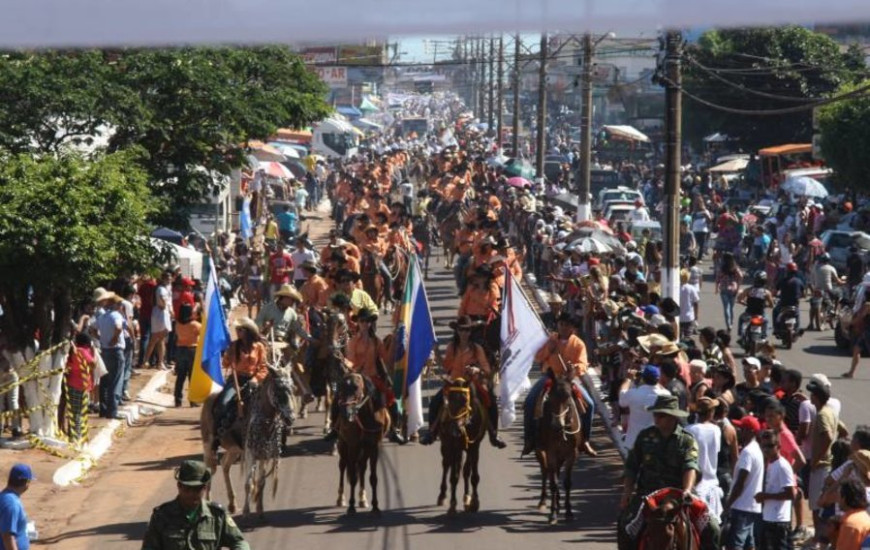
[617,394,720,550]
[142,460,248,550]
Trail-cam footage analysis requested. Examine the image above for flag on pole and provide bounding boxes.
[239,196,253,240]
[499,271,549,428]
[392,254,436,436]
[189,260,232,403]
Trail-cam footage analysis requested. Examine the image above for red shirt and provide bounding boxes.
[137,279,157,322]
[67,344,95,391]
[269,251,294,285]
[173,290,195,319]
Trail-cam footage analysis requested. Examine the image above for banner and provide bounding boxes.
[499,272,549,428]
[188,261,231,403]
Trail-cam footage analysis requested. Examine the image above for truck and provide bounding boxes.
[311,117,359,159]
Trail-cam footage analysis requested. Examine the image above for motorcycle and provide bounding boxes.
[773,304,800,350]
[740,314,768,355]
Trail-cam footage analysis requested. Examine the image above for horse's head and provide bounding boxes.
[337,373,367,423]
[643,492,692,550]
[264,364,296,426]
[544,375,575,432]
[443,377,473,432]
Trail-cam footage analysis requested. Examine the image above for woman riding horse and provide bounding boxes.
[324,309,406,445]
[211,317,269,450]
[420,315,506,449]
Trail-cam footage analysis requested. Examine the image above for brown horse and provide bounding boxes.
[436,378,486,515]
[384,245,408,304]
[361,250,387,311]
[535,375,584,524]
[335,373,390,516]
[640,491,694,550]
[436,202,464,269]
[200,364,295,518]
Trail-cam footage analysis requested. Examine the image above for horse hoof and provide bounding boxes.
[371,507,381,517]
[437,496,446,507]
[565,512,575,522]
[470,498,480,513]
[548,515,557,526]
[463,495,472,507]
[359,498,369,509]
[447,507,457,516]
[337,497,346,507]
[537,503,547,512]
[347,506,356,516]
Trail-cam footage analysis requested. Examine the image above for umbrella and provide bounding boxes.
[781,176,828,198]
[504,158,535,179]
[258,161,295,179]
[247,140,287,162]
[568,228,623,251]
[709,158,748,173]
[486,155,507,167]
[506,176,531,188]
[267,142,301,159]
[602,125,650,143]
[574,220,612,233]
[569,237,612,254]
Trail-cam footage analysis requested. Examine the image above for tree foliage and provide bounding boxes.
[0,151,157,347]
[818,80,870,189]
[682,26,864,151]
[0,46,331,228]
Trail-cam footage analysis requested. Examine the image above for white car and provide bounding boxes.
[597,186,642,208]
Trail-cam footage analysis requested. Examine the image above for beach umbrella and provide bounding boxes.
[781,176,828,198]
[257,161,295,179]
[506,176,531,188]
[568,237,613,254]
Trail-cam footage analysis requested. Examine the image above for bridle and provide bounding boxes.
[443,380,483,449]
[338,375,382,433]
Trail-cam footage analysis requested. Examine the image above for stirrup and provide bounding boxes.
[389,429,407,445]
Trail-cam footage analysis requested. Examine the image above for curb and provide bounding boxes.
[53,369,172,487]
[523,273,628,461]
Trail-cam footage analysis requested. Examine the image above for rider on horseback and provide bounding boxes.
[420,315,507,449]
[522,313,597,457]
[361,224,394,302]
[324,309,407,445]
[212,317,270,450]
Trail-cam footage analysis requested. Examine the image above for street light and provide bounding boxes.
[576,31,615,222]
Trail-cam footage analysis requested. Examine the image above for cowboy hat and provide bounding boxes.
[274,284,303,303]
[330,292,351,309]
[300,260,320,273]
[546,293,564,305]
[646,395,689,418]
[92,287,109,303]
[471,265,495,279]
[448,315,483,330]
[479,235,497,247]
[636,333,670,353]
[233,316,259,336]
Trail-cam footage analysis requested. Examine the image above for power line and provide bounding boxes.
[685,55,819,103]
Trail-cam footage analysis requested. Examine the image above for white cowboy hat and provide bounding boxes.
[233,317,260,336]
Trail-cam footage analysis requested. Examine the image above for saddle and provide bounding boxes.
[625,488,709,548]
[535,379,587,421]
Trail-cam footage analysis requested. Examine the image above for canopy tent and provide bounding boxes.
[602,125,650,143]
[359,97,379,113]
[150,238,204,280]
[246,141,286,162]
[709,158,749,173]
[336,105,362,119]
[352,118,383,132]
[266,142,301,158]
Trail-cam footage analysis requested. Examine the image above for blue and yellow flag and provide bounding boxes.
[189,261,231,403]
[392,254,436,435]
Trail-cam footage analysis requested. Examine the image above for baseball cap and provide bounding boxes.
[742,357,761,370]
[641,365,661,381]
[731,415,761,434]
[9,463,34,482]
[809,373,832,389]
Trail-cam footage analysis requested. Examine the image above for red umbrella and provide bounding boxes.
[506,176,531,188]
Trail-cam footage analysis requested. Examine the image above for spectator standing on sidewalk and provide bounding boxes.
[755,429,797,550]
[173,304,201,408]
[806,376,839,549]
[724,415,765,550]
[96,291,126,420]
[0,464,33,550]
[835,479,870,550]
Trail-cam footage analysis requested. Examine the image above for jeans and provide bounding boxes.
[99,348,125,418]
[121,337,134,396]
[694,231,709,259]
[523,377,595,443]
[455,253,471,294]
[174,347,195,404]
[378,261,393,300]
[762,521,793,550]
[720,291,737,330]
[725,509,762,550]
[137,318,151,368]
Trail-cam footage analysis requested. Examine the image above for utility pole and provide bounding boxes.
[512,34,521,158]
[535,33,548,180]
[478,38,486,121]
[577,33,594,221]
[496,34,505,152]
[488,35,496,132]
[662,30,683,300]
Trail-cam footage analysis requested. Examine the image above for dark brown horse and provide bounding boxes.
[640,491,694,550]
[383,245,408,304]
[436,378,486,515]
[335,373,390,516]
[360,250,386,311]
[535,375,584,524]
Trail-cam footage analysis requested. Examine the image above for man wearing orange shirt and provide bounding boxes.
[300,261,330,310]
[366,193,390,221]
[458,266,500,321]
[522,313,597,456]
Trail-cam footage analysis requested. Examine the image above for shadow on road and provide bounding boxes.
[39,521,147,545]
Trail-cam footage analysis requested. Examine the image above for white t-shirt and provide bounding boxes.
[400,182,414,198]
[686,422,721,482]
[763,455,794,522]
[619,383,671,449]
[732,439,765,514]
[290,249,317,281]
[679,284,700,323]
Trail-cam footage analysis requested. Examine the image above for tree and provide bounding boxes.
[0,151,156,349]
[818,80,870,189]
[682,26,864,151]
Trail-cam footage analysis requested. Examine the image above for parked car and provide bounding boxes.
[820,230,870,274]
[604,203,635,224]
[598,186,642,208]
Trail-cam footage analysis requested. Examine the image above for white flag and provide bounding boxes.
[498,273,549,428]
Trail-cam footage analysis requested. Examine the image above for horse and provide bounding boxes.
[200,364,295,519]
[334,373,390,516]
[384,245,408,303]
[436,378,486,515]
[309,309,350,438]
[360,250,387,311]
[535,374,584,524]
[637,489,697,550]
[436,201,464,269]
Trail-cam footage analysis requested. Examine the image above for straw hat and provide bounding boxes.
[233,317,260,336]
[274,284,303,303]
[449,315,483,330]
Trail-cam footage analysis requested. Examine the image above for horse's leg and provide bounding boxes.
[448,452,460,515]
[564,456,575,521]
[242,451,254,519]
[358,455,369,509]
[369,448,381,516]
[537,455,548,511]
[337,448,346,507]
[346,454,358,515]
[256,460,266,520]
[469,445,481,513]
[462,450,472,511]
[223,449,238,515]
[548,467,559,525]
[437,449,449,507]
[323,386,332,435]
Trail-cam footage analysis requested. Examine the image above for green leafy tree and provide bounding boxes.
[818,80,870,189]
[0,151,156,348]
[683,26,863,151]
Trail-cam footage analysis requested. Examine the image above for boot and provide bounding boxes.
[420,395,441,445]
[387,403,407,445]
[520,420,536,456]
[323,400,339,442]
[487,401,506,449]
[420,422,439,445]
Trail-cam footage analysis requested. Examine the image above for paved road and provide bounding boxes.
[35,218,624,550]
